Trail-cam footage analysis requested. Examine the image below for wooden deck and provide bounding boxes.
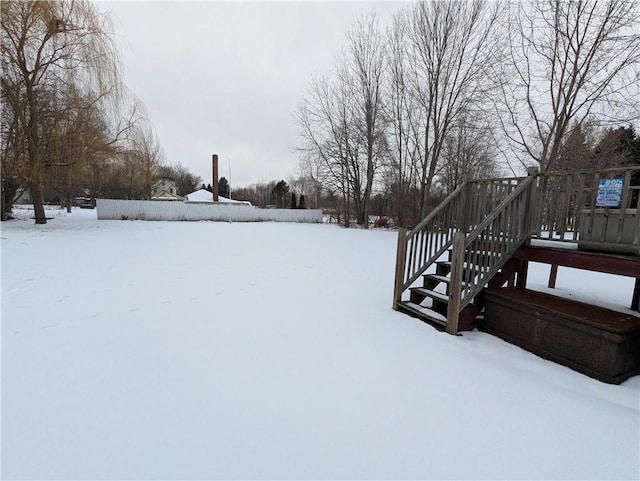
[392,166,640,381]
[513,245,640,310]
[482,288,640,384]
[394,166,640,331]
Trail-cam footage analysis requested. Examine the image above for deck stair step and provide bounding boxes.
[423,273,452,284]
[436,260,483,272]
[410,287,451,304]
[436,261,483,280]
[397,301,447,327]
[423,273,476,285]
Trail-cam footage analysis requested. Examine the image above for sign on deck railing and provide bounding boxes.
[595,178,624,207]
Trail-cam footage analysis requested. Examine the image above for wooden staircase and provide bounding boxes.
[396,241,523,332]
[393,171,537,334]
[400,251,486,330]
[393,165,640,334]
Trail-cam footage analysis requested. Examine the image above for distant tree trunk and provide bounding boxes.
[29,182,47,224]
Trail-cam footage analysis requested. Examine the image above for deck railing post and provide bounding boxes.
[446,231,465,335]
[458,176,471,234]
[523,167,539,243]
[393,228,407,310]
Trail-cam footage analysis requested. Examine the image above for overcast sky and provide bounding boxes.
[96,1,405,189]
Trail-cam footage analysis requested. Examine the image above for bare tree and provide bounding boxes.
[344,13,388,226]
[557,120,599,171]
[294,152,323,209]
[438,114,503,195]
[1,0,123,223]
[296,71,354,225]
[406,0,502,219]
[42,86,121,211]
[384,8,422,227]
[496,0,640,172]
[233,180,277,208]
[296,14,387,227]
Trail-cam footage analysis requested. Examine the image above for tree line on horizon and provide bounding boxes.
[231,123,640,221]
[294,0,640,228]
[2,0,639,226]
[0,0,324,221]
[0,0,203,222]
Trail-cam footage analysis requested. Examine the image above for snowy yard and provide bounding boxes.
[2,207,639,480]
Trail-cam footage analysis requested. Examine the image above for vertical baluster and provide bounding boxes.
[633,187,640,245]
[416,230,422,270]
[550,175,558,238]
[540,175,549,236]
[616,171,632,244]
[422,227,428,267]
[393,228,407,309]
[408,235,416,278]
[557,174,571,240]
[576,173,586,241]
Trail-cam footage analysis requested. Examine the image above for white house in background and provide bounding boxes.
[184,189,252,206]
[151,178,183,201]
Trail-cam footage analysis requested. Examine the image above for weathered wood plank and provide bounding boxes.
[392,228,407,310]
[446,232,465,335]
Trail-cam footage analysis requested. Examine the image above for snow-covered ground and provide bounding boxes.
[2,207,639,480]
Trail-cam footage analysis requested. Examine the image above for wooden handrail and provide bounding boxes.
[406,183,466,239]
[456,175,535,309]
[393,175,531,309]
[463,175,535,244]
[398,184,468,296]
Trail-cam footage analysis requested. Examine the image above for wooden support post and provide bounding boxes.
[632,278,640,312]
[548,264,558,288]
[446,232,465,335]
[516,259,528,289]
[457,176,470,234]
[393,228,407,310]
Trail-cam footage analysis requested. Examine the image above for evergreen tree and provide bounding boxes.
[219,177,230,198]
[271,180,289,208]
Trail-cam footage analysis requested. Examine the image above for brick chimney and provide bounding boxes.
[212,154,219,202]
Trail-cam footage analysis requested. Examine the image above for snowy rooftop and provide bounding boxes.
[184,188,251,205]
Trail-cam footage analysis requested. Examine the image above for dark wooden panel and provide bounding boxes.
[482,288,640,384]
